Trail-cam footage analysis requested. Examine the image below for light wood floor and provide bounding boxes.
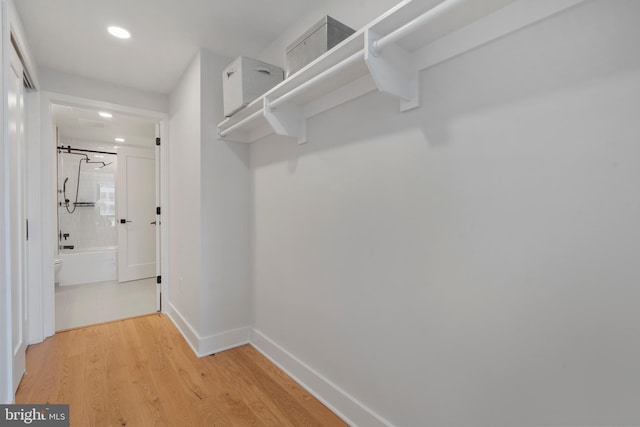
[16,313,347,427]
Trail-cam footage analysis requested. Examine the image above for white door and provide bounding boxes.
[117,147,156,282]
[7,44,27,394]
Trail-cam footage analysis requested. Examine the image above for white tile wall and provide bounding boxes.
[57,150,118,252]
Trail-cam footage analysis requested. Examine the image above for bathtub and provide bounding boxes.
[57,246,118,286]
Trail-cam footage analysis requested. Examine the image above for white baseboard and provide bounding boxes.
[199,327,250,357]
[250,329,393,427]
[166,303,201,355]
[165,308,390,425]
[166,303,249,357]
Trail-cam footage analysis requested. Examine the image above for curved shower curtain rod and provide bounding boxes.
[59,145,115,214]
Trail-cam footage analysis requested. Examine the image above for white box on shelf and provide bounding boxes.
[223,56,284,117]
[285,16,355,78]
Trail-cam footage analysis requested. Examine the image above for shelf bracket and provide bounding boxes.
[263,97,307,144]
[365,30,419,112]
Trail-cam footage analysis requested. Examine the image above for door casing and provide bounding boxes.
[30,92,170,342]
[7,37,27,399]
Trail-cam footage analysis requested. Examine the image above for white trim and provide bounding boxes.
[36,91,170,340]
[1,0,12,404]
[40,91,167,121]
[154,124,161,311]
[162,317,391,425]
[38,93,56,339]
[6,0,39,88]
[199,327,250,357]
[250,329,394,427]
[166,303,250,357]
[166,303,200,355]
[159,119,170,314]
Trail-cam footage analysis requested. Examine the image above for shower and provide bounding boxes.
[57,145,118,255]
[59,146,113,214]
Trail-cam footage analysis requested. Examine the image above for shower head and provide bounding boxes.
[63,177,70,204]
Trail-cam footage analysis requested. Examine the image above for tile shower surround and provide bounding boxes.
[58,150,118,252]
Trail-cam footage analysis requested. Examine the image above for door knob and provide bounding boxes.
[150,221,157,225]
[119,219,132,224]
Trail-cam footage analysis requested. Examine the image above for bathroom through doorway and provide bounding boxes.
[52,103,161,330]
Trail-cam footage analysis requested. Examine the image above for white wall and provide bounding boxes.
[168,49,251,354]
[251,1,640,425]
[39,68,169,113]
[25,90,44,345]
[199,50,251,341]
[168,53,203,335]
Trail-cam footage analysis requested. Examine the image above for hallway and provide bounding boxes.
[16,314,345,426]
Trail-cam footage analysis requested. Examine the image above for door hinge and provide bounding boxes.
[157,275,162,284]
[156,206,161,215]
[26,219,29,241]
[155,137,161,146]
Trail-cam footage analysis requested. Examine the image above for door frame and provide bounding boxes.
[31,91,170,341]
[7,38,27,395]
[2,0,40,403]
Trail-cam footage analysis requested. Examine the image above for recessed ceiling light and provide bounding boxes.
[108,26,131,39]
[98,111,112,118]
[115,137,125,142]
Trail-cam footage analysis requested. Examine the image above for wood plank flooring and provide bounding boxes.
[16,314,347,427]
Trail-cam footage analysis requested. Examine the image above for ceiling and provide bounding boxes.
[53,104,156,149]
[15,0,322,94]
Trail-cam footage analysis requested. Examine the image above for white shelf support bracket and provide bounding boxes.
[263,97,307,144]
[365,30,419,112]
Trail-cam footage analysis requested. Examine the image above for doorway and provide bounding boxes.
[51,104,161,330]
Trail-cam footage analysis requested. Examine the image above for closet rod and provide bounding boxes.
[219,110,263,138]
[57,145,118,156]
[374,0,469,52]
[270,49,364,110]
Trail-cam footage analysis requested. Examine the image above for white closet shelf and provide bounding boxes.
[217,32,368,143]
[217,0,583,144]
